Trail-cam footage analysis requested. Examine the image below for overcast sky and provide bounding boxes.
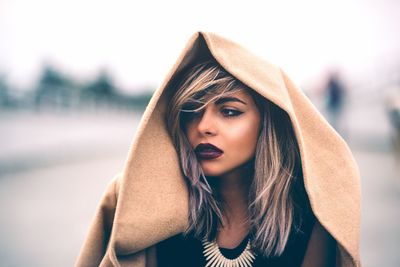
[0,0,399,93]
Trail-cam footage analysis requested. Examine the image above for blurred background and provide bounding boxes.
[1,0,399,266]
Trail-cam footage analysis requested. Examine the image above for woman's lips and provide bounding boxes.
[195,143,223,159]
[196,150,223,159]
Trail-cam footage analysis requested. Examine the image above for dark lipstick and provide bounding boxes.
[195,143,223,159]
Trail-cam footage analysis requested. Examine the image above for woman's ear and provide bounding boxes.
[301,220,336,267]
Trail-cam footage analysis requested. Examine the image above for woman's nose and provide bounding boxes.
[196,108,217,136]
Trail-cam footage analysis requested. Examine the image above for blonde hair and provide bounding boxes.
[166,60,309,257]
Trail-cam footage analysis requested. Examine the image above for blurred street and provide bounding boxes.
[0,97,399,266]
[0,110,141,267]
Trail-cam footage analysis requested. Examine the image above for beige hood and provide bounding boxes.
[76,31,361,267]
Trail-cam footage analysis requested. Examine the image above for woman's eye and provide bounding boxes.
[221,108,243,117]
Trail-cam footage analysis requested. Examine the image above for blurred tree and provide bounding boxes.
[84,70,115,97]
[80,69,120,110]
[34,65,76,109]
[31,65,154,112]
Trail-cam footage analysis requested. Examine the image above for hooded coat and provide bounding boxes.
[75,31,361,267]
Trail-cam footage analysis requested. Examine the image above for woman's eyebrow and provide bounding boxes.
[214,97,247,105]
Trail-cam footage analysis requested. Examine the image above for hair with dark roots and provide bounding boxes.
[166,60,310,257]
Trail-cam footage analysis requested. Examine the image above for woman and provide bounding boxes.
[75,32,361,267]
[158,60,331,267]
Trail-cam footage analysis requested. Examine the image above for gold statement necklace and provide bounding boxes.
[202,238,256,267]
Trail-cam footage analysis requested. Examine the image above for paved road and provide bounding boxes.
[0,105,398,267]
[0,110,140,267]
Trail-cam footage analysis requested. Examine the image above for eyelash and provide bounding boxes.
[221,108,243,117]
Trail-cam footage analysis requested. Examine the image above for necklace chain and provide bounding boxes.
[202,238,256,267]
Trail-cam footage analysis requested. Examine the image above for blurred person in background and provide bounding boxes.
[75,32,361,267]
[385,84,400,161]
[324,71,347,136]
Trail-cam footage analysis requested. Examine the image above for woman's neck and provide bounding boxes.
[212,168,252,248]
[219,177,250,225]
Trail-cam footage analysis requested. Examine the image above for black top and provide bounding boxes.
[156,212,315,267]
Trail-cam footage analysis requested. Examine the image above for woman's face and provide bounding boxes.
[184,89,261,178]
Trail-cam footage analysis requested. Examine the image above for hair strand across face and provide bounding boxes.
[166,60,310,257]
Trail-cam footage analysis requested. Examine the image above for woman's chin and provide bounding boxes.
[200,165,227,177]
[201,165,235,178]
[202,169,223,177]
